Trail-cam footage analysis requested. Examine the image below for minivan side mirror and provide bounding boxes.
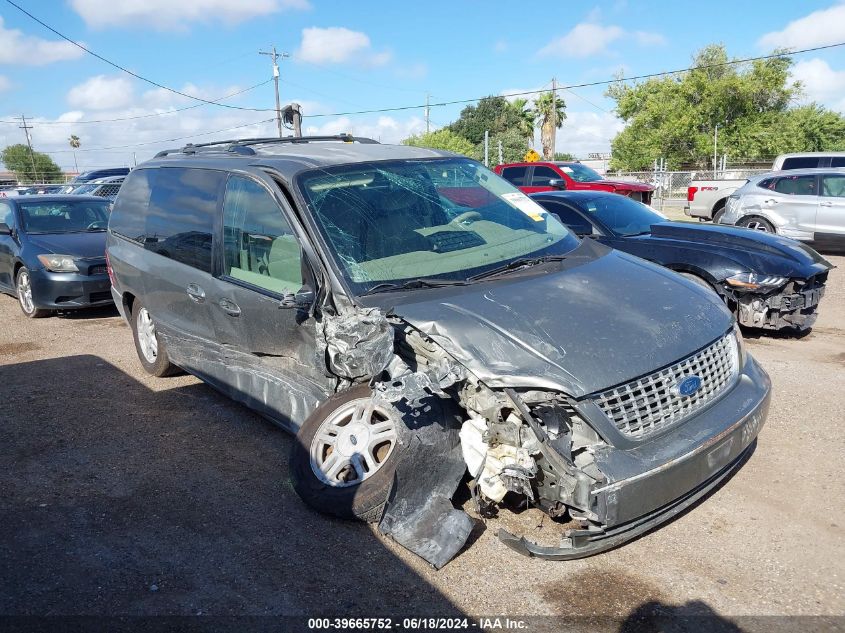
[548,179,567,190]
[0,223,12,235]
[279,285,315,309]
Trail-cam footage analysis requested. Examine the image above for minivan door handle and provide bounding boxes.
[186,283,206,303]
[820,201,833,206]
[217,297,241,317]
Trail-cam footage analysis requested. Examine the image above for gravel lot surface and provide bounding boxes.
[1,251,843,626]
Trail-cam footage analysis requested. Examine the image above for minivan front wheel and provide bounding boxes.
[131,301,178,377]
[291,385,400,523]
[16,267,50,318]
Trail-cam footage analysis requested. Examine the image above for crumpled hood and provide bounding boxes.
[395,249,732,397]
[27,232,107,259]
[648,222,833,277]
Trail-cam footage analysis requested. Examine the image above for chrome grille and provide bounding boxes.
[593,333,739,439]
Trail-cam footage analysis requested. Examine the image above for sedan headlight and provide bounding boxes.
[37,254,79,272]
[725,272,786,291]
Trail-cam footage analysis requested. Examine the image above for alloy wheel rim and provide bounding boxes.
[136,308,158,363]
[309,398,398,488]
[745,220,770,232]
[17,271,34,314]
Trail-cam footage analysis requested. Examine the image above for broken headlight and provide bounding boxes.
[725,272,787,292]
[37,254,79,272]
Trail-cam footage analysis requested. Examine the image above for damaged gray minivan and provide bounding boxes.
[106,136,771,567]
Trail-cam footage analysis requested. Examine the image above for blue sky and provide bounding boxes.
[2,0,845,172]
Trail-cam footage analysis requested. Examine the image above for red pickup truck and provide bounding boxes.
[494,161,654,205]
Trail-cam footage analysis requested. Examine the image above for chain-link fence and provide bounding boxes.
[607,169,770,211]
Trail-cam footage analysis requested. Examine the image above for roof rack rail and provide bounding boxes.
[154,134,379,158]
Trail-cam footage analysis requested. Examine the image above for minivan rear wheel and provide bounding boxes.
[131,301,178,377]
[291,384,401,523]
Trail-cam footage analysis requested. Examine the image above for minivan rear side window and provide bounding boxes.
[222,176,302,294]
[109,169,151,243]
[145,168,225,274]
[781,157,821,170]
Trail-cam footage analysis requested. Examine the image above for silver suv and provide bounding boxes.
[722,168,845,248]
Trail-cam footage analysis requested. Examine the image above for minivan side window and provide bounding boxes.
[109,169,151,243]
[772,175,817,196]
[0,201,13,227]
[145,168,224,274]
[500,166,527,186]
[781,157,820,170]
[222,176,302,294]
[831,157,845,168]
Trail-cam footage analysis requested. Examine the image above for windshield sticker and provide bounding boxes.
[501,192,546,222]
[560,166,574,174]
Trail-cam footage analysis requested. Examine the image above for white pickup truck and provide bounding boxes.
[684,152,845,222]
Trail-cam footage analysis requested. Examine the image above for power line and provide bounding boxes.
[302,41,845,119]
[3,0,275,112]
[0,79,274,126]
[48,117,276,153]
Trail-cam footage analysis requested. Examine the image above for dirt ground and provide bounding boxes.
[1,251,843,627]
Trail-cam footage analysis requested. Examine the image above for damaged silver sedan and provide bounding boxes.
[106,136,771,567]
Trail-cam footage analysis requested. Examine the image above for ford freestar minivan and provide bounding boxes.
[106,136,771,566]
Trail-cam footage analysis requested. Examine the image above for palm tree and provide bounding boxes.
[509,98,535,145]
[68,134,80,174]
[534,92,566,160]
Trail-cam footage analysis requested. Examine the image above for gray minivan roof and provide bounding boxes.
[146,137,456,180]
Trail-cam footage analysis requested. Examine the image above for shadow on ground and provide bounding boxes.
[0,355,467,617]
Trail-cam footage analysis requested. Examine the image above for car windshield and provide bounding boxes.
[577,194,667,236]
[19,200,110,233]
[557,163,603,183]
[298,158,579,293]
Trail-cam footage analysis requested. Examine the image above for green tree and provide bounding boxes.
[402,129,476,157]
[447,96,524,146]
[509,98,535,144]
[553,152,575,161]
[533,91,566,160]
[480,129,531,165]
[1,144,63,183]
[606,44,845,170]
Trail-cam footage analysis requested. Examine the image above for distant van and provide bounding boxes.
[772,152,845,171]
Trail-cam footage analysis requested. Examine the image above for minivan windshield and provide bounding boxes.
[298,158,579,293]
[19,200,110,234]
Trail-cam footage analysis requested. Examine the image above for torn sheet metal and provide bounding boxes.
[316,307,394,381]
[378,395,474,569]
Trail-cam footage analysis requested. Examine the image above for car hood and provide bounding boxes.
[394,248,732,397]
[646,222,833,277]
[27,232,107,259]
[598,179,654,192]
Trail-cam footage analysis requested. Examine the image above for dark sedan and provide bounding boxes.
[532,191,833,331]
[0,195,113,318]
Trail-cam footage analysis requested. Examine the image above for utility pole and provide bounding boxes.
[713,124,719,176]
[19,115,38,182]
[425,93,430,134]
[550,77,557,159]
[259,46,289,138]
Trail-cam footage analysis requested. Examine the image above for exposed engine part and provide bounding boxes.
[731,277,826,331]
[459,415,537,503]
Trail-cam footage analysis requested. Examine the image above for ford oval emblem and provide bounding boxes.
[676,376,702,397]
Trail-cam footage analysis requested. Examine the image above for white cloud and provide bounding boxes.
[0,76,10,93]
[537,19,664,58]
[759,4,845,50]
[791,58,845,112]
[556,111,624,157]
[0,16,84,66]
[304,115,425,143]
[70,0,310,30]
[67,75,135,111]
[296,27,392,66]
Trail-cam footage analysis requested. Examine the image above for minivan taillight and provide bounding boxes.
[105,251,115,286]
[687,186,698,202]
